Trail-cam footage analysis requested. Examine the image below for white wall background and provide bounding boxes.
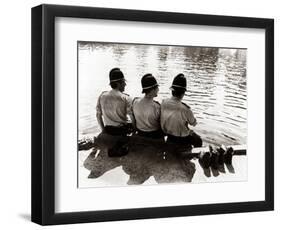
[0,0,279,228]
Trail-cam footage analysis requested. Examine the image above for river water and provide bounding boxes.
[78,42,247,146]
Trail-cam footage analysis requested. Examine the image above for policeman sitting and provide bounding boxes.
[161,73,202,148]
[96,68,134,136]
[132,74,164,139]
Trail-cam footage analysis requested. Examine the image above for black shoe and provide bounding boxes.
[224,147,234,164]
[210,148,219,170]
[199,150,211,169]
[217,147,225,165]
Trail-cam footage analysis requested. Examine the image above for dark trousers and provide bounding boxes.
[136,129,164,139]
[103,125,131,157]
[167,132,202,148]
[104,124,132,136]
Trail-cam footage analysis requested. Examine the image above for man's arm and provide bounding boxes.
[96,113,105,131]
[96,94,105,131]
[127,96,136,131]
[184,108,197,126]
[129,114,136,130]
[190,118,197,126]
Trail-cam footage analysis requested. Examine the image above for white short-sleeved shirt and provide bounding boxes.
[132,97,161,132]
[96,89,132,127]
[161,97,197,137]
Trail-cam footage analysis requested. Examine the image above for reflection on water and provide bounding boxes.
[82,132,244,186]
[78,42,247,186]
[85,148,196,185]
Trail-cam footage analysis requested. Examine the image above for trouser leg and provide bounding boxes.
[166,132,203,148]
[187,132,203,147]
[104,126,127,136]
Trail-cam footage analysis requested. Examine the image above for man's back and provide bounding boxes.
[96,89,132,127]
[161,97,197,137]
[132,97,161,132]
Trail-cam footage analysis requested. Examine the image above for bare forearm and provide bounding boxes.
[96,114,105,131]
[129,114,136,129]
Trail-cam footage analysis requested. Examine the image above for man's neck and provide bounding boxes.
[171,96,182,101]
[112,88,121,93]
[144,94,154,100]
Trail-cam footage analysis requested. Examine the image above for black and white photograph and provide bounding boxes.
[78,41,247,188]
[29,2,274,226]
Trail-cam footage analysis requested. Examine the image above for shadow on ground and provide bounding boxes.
[82,132,238,185]
[18,213,31,222]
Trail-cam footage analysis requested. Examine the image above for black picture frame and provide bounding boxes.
[31,4,274,225]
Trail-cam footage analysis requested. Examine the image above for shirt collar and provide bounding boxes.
[171,96,181,102]
[111,89,121,94]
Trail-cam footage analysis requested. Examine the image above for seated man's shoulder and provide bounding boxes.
[120,92,134,103]
[160,98,169,108]
[121,92,134,100]
[99,91,108,97]
[181,101,191,110]
[122,92,130,97]
[161,98,169,104]
[153,100,161,107]
[132,97,140,103]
